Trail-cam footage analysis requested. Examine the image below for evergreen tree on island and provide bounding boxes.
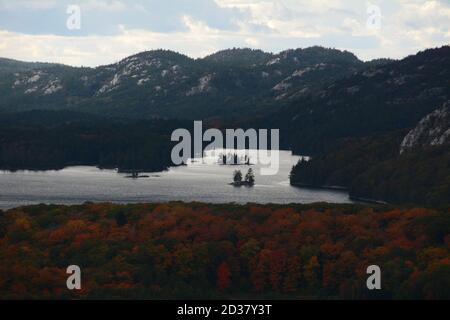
[231,169,255,187]
[233,170,243,184]
[245,168,255,186]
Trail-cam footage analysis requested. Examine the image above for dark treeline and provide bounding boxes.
[290,133,403,188]
[0,110,285,172]
[290,133,450,206]
[351,145,450,205]
[0,111,188,172]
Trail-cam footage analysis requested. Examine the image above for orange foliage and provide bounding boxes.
[0,202,448,299]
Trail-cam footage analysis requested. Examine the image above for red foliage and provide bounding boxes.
[217,262,231,291]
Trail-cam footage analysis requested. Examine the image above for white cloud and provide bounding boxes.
[82,0,127,12]
[0,19,251,66]
[0,0,448,66]
[0,0,57,10]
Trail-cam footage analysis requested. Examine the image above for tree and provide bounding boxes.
[268,250,286,292]
[283,256,301,293]
[233,170,242,184]
[304,256,321,290]
[217,262,231,291]
[245,168,255,186]
[115,210,128,227]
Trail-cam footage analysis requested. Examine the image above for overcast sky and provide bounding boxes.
[0,0,449,67]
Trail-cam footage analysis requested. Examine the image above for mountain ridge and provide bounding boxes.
[0,46,384,120]
[265,45,450,154]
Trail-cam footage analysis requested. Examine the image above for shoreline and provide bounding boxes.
[291,182,389,205]
[349,196,388,205]
[290,182,348,191]
[0,200,380,212]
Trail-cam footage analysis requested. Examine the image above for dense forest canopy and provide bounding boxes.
[289,133,450,206]
[0,111,184,172]
[0,202,449,299]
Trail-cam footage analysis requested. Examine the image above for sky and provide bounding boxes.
[0,0,449,67]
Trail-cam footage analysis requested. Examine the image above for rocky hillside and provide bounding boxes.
[266,46,450,154]
[0,47,371,120]
[400,101,450,153]
[0,58,59,74]
[287,46,450,205]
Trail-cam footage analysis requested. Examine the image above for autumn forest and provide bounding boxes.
[0,202,449,299]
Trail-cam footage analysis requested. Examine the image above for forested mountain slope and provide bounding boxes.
[0,47,372,120]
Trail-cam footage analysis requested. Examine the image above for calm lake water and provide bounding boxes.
[0,150,351,210]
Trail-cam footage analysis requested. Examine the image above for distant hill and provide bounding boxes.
[264,46,450,154]
[0,46,374,120]
[281,46,450,205]
[203,48,272,66]
[0,58,60,74]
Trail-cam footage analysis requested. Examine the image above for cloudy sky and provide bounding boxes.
[0,0,449,67]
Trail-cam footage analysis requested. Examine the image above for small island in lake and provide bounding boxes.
[124,170,150,179]
[219,153,253,166]
[230,168,255,187]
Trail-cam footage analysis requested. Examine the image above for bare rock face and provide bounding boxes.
[400,101,450,153]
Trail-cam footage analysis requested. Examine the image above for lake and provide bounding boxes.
[0,150,351,210]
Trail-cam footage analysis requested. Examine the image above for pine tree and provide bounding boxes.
[233,170,243,184]
[245,168,255,186]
